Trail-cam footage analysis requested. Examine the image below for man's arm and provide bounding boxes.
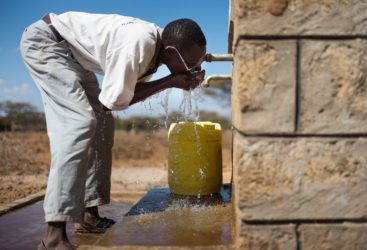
[128,75,173,106]
[101,70,205,111]
[129,70,205,106]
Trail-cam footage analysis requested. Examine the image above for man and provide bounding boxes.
[20,11,206,250]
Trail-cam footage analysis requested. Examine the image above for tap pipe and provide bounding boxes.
[204,53,233,62]
[202,74,232,88]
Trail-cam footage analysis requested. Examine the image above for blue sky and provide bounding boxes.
[0,0,232,118]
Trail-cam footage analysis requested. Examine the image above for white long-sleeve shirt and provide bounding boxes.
[50,11,161,110]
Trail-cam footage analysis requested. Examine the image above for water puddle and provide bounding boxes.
[92,186,233,247]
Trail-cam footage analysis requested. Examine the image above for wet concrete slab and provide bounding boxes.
[0,186,233,249]
[87,186,233,248]
[0,200,134,250]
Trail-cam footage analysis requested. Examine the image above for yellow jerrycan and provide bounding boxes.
[168,121,222,196]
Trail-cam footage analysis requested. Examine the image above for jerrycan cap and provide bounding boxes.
[168,121,221,142]
[201,122,215,130]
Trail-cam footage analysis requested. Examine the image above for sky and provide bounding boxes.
[0,0,232,118]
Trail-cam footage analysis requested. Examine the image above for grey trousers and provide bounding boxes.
[20,20,114,222]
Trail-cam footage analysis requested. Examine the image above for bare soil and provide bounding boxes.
[0,130,232,205]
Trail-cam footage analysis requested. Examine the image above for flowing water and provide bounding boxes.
[112,84,217,198]
[172,87,209,197]
[160,88,171,128]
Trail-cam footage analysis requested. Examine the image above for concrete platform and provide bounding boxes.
[0,186,233,249]
[0,200,134,250]
[84,186,233,248]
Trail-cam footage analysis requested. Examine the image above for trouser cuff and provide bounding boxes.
[85,196,110,207]
[45,213,83,223]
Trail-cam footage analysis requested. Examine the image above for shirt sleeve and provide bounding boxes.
[98,29,156,110]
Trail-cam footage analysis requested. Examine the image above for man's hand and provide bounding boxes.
[128,70,205,106]
[170,69,205,91]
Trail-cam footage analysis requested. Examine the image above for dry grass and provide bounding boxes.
[0,130,232,205]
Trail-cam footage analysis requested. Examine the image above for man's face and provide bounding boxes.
[164,43,206,74]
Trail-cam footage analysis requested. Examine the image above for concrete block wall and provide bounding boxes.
[229,0,367,249]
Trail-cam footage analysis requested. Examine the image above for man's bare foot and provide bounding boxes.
[41,222,76,249]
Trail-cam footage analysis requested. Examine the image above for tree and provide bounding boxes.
[0,101,46,131]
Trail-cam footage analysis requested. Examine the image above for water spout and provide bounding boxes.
[202,75,232,88]
[204,53,233,62]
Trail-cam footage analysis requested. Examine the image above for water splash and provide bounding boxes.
[179,90,192,121]
[177,87,209,197]
[192,86,202,122]
[160,88,172,128]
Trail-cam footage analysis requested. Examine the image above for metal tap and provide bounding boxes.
[202,75,232,88]
[204,54,233,62]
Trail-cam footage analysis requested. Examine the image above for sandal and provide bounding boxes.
[100,217,116,225]
[75,221,108,234]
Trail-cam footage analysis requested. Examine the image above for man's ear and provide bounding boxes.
[161,47,175,65]
[164,46,175,57]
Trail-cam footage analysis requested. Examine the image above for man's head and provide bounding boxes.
[161,18,206,74]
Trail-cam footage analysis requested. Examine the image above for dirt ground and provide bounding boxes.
[0,130,232,205]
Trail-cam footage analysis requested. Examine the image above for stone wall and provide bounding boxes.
[229,0,367,249]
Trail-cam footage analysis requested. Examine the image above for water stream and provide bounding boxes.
[112,84,212,199]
